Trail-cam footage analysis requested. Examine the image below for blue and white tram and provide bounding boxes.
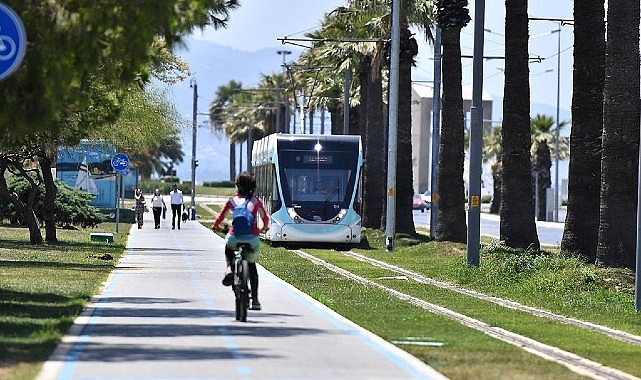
[252,133,363,244]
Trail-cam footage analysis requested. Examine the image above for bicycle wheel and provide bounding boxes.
[238,259,249,322]
[233,257,243,321]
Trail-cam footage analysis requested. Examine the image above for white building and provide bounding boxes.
[411,82,494,195]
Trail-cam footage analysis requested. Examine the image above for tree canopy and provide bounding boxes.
[0,0,239,143]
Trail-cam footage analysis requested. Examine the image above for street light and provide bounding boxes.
[276,50,291,133]
[552,25,561,222]
[189,78,197,220]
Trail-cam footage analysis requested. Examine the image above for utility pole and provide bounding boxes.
[430,27,442,239]
[277,50,291,133]
[189,78,198,220]
[343,66,351,134]
[385,0,400,252]
[467,0,486,266]
[553,23,561,222]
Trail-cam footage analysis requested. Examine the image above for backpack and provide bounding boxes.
[231,197,254,236]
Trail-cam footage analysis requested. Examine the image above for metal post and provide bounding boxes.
[466,0,486,266]
[277,50,291,133]
[115,172,120,233]
[554,24,561,222]
[385,0,400,252]
[634,111,641,311]
[430,27,442,239]
[300,92,306,134]
[190,78,197,220]
[343,67,351,134]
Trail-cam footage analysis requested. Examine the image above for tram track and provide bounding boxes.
[289,248,640,380]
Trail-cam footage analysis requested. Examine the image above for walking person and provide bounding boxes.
[150,188,166,229]
[134,188,146,229]
[212,171,269,310]
[170,184,184,230]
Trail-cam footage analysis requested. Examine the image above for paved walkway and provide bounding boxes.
[36,211,446,380]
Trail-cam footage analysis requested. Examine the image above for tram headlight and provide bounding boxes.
[332,209,347,224]
[287,207,302,223]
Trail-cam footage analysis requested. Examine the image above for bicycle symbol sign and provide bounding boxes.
[0,3,26,81]
[111,153,129,172]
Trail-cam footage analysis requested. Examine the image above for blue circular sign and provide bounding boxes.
[111,153,129,172]
[0,3,26,81]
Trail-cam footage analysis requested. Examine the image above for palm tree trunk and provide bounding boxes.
[360,54,386,229]
[229,142,236,181]
[560,0,605,261]
[596,0,639,268]
[500,0,540,250]
[435,25,467,242]
[534,141,551,221]
[394,26,418,235]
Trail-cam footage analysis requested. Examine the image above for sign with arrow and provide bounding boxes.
[0,3,26,81]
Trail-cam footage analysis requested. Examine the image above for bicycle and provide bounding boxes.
[232,243,252,322]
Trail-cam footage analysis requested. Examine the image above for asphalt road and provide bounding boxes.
[36,211,446,380]
[413,207,565,246]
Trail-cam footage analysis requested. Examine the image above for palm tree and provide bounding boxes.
[302,4,387,228]
[434,0,470,243]
[482,126,502,214]
[130,136,184,179]
[596,0,640,268]
[530,114,569,221]
[560,0,605,263]
[500,0,540,250]
[300,1,433,233]
[209,80,243,180]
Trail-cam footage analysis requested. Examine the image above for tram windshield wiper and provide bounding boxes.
[324,186,339,203]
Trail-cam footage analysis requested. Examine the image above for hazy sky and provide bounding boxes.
[171,1,575,182]
[188,0,575,114]
[191,0,345,52]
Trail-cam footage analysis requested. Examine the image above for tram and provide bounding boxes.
[251,133,363,244]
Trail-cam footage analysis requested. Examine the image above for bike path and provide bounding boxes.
[37,211,446,380]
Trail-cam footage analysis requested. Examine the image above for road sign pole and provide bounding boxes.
[115,172,120,233]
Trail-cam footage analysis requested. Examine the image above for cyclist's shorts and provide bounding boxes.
[225,234,260,263]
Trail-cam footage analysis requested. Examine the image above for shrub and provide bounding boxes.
[203,180,235,188]
[0,175,104,228]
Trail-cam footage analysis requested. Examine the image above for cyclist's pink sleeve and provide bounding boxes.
[251,197,269,234]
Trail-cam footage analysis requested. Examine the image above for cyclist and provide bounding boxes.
[212,171,269,310]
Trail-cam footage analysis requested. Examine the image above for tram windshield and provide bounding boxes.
[277,142,359,221]
[283,168,351,203]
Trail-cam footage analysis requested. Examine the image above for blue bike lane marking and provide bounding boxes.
[174,232,252,375]
[56,240,130,380]
[54,227,252,379]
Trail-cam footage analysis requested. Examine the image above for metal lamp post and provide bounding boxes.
[277,50,291,133]
[190,78,197,220]
[553,24,561,222]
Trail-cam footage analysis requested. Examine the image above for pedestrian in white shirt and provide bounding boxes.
[170,184,184,230]
[151,188,167,229]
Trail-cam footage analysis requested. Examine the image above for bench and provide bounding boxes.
[90,232,114,243]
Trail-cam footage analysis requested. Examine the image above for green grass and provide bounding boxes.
[194,185,236,197]
[0,224,127,380]
[4,217,641,379]
[257,229,641,379]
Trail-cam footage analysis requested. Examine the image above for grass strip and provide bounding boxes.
[0,224,127,380]
[259,244,590,379]
[306,247,641,377]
